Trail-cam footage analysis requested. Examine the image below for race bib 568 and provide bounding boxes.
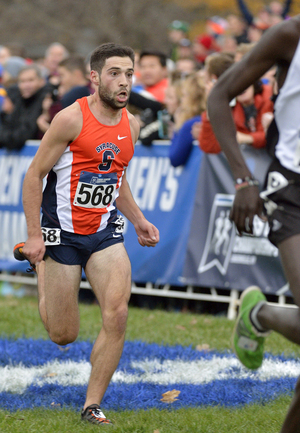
[73,171,118,209]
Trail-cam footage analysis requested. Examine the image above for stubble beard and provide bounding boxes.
[98,82,128,110]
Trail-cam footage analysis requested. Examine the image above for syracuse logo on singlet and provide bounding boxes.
[73,142,122,211]
[95,141,121,172]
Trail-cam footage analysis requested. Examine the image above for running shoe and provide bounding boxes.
[81,405,113,426]
[13,242,36,272]
[232,286,270,370]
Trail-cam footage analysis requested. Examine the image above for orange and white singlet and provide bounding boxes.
[42,97,134,235]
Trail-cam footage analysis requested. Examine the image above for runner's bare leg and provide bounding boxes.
[36,260,49,333]
[37,256,82,345]
[256,234,300,344]
[83,243,131,409]
[252,234,300,433]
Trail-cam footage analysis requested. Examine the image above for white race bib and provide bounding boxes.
[74,171,117,209]
[41,227,61,245]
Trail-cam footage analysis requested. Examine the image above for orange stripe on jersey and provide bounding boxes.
[69,97,134,235]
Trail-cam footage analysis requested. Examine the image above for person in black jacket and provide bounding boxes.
[128,89,163,146]
[0,64,51,150]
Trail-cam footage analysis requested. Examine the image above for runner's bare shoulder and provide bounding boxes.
[48,101,83,143]
[268,16,300,62]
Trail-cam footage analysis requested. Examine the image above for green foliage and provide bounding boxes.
[168,0,300,16]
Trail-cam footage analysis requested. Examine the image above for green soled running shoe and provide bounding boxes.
[232,286,270,370]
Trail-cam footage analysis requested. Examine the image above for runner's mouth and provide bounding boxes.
[117,91,128,101]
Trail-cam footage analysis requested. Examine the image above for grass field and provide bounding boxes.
[0,296,298,433]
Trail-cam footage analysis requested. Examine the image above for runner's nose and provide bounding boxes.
[119,73,129,87]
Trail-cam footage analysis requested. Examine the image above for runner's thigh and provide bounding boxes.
[44,255,82,332]
[84,243,131,309]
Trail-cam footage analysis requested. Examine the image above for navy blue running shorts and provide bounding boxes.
[41,214,125,268]
[262,158,300,247]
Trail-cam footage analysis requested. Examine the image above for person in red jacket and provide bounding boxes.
[193,52,234,152]
[198,50,274,153]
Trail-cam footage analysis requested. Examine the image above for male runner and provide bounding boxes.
[208,16,300,433]
[14,42,159,426]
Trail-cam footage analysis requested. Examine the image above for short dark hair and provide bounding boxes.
[90,42,135,73]
[139,50,167,68]
[59,55,87,77]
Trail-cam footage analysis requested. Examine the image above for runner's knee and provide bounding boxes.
[48,326,79,346]
[102,302,128,335]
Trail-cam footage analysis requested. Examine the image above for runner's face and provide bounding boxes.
[98,56,134,110]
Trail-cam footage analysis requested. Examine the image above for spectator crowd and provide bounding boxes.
[0,0,294,167]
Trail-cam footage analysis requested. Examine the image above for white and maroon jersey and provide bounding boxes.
[42,97,134,235]
[275,38,300,173]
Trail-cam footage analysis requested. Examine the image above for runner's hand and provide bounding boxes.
[134,219,159,247]
[230,187,265,235]
[23,236,45,265]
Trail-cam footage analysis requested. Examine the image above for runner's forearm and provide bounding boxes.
[116,177,145,226]
[22,168,43,238]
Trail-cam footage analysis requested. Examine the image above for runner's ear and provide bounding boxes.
[90,70,100,85]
